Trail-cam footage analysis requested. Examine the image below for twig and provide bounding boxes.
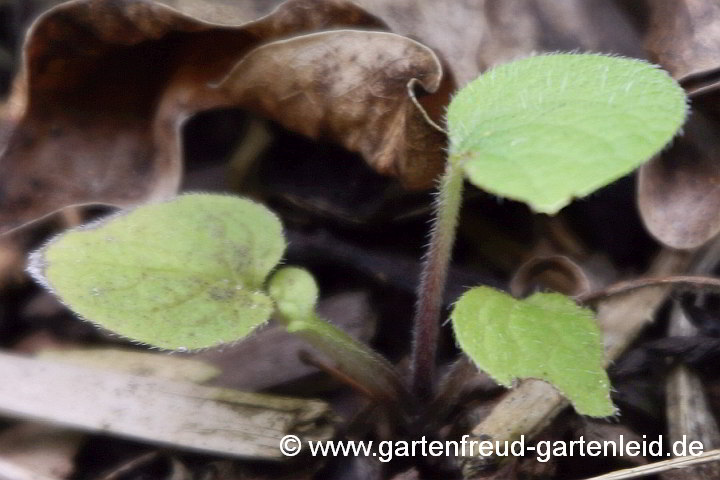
[577,275,720,304]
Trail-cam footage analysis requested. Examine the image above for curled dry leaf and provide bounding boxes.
[355,0,643,86]
[216,30,444,189]
[638,110,720,250]
[155,0,281,24]
[645,0,720,96]
[509,255,591,299]
[0,0,445,234]
[639,2,720,250]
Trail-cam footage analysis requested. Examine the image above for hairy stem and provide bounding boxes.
[276,311,410,406]
[411,157,465,400]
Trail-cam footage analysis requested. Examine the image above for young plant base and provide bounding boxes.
[27,52,688,476]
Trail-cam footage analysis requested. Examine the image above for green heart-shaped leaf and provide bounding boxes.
[451,286,613,417]
[28,194,285,350]
[447,54,687,214]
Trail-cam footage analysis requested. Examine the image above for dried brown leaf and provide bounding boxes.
[155,0,279,24]
[355,0,643,86]
[645,0,720,96]
[216,30,444,190]
[509,255,591,298]
[639,2,720,250]
[0,0,445,233]
[638,110,720,249]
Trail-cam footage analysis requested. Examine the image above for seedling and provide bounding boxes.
[28,53,686,463]
[412,53,686,410]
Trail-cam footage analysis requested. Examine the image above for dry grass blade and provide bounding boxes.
[0,351,335,459]
[580,449,720,480]
[661,237,720,480]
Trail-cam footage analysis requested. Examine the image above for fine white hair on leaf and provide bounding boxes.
[24,191,282,354]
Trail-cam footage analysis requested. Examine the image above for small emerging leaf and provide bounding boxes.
[267,267,405,401]
[451,287,613,416]
[447,54,687,214]
[28,194,285,350]
[268,267,319,321]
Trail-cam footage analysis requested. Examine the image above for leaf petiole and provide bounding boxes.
[410,155,466,399]
[278,311,409,405]
[268,266,409,405]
